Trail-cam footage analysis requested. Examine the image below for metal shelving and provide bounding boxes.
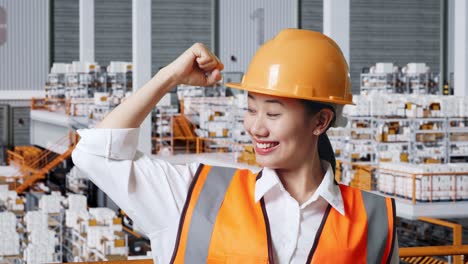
[360,73,398,94]
[448,117,468,163]
[347,117,376,164]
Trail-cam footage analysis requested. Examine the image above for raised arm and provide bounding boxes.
[96,43,224,129]
[72,43,223,239]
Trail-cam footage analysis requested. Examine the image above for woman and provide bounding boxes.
[72,29,398,263]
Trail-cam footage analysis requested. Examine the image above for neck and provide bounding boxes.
[276,151,324,205]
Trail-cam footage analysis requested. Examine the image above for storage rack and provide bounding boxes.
[48,212,64,263]
[327,127,349,161]
[360,66,439,95]
[447,117,468,163]
[374,117,411,163]
[339,116,465,165]
[410,117,447,164]
[360,73,398,94]
[346,116,376,164]
[63,228,127,262]
[0,210,22,264]
[404,72,439,95]
[152,105,180,154]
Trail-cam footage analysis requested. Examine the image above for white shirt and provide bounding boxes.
[71,128,399,264]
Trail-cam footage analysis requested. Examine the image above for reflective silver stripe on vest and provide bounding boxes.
[185,166,237,264]
[361,191,390,263]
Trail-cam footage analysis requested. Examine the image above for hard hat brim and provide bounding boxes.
[225,82,354,105]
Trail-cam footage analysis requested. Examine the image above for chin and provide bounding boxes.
[255,156,281,169]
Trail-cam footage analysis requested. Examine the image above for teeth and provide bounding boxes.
[256,142,276,149]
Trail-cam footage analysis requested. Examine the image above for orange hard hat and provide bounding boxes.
[226,29,353,105]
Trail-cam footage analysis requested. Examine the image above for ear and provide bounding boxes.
[313,108,335,136]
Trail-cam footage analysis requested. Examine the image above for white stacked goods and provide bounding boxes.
[103,239,127,256]
[461,98,468,117]
[379,147,404,163]
[0,190,16,203]
[73,102,93,117]
[0,190,24,211]
[89,207,117,226]
[378,163,468,201]
[107,61,132,73]
[25,211,48,232]
[89,226,126,256]
[88,226,113,249]
[451,143,468,155]
[76,211,91,233]
[231,128,251,143]
[66,168,89,194]
[25,209,60,263]
[183,97,236,140]
[94,92,111,106]
[65,195,89,230]
[37,182,51,192]
[340,165,355,186]
[30,229,57,246]
[406,63,427,74]
[68,194,88,212]
[346,94,451,118]
[65,207,128,260]
[0,212,16,231]
[0,184,8,201]
[0,212,20,256]
[50,63,68,74]
[71,61,100,73]
[0,231,19,256]
[375,63,394,74]
[234,93,248,109]
[348,144,374,158]
[344,95,370,116]
[207,122,230,137]
[39,191,65,213]
[65,210,87,230]
[24,244,55,264]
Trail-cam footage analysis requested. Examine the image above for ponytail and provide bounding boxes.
[317,133,336,173]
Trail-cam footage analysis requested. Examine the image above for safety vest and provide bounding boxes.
[170,164,396,264]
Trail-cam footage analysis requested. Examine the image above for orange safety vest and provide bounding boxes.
[170,164,396,264]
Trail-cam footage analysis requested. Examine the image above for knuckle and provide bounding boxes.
[193,42,204,49]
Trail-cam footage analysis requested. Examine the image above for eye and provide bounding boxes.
[247,108,257,114]
[267,113,281,118]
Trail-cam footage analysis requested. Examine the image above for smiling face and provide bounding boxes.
[243,92,320,169]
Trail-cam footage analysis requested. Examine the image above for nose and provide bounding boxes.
[248,115,269,138]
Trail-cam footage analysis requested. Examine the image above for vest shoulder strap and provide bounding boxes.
[341,185,396,263]
[171,164,264,264]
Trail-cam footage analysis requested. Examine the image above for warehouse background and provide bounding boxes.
[0,0,444,160]
[50,0,440,94]
[1,0,468,262]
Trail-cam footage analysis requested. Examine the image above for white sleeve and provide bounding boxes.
[71,128,200,236]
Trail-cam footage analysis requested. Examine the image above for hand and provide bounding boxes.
[164,43,224,87]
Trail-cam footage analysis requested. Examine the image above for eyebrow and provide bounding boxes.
[248,94,284,106]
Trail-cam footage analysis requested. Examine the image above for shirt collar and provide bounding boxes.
[254,160,345,216]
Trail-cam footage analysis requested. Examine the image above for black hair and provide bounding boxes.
[301,100,337,172]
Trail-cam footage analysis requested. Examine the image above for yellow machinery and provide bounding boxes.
[400,217,468,264]
[235,145,258,166]
[7,132,78,193]
[31,97,71,114]
[152,114,198,155]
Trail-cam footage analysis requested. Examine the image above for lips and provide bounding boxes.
[254,140,279,155]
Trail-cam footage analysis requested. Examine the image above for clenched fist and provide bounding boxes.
[164,43,224,87]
